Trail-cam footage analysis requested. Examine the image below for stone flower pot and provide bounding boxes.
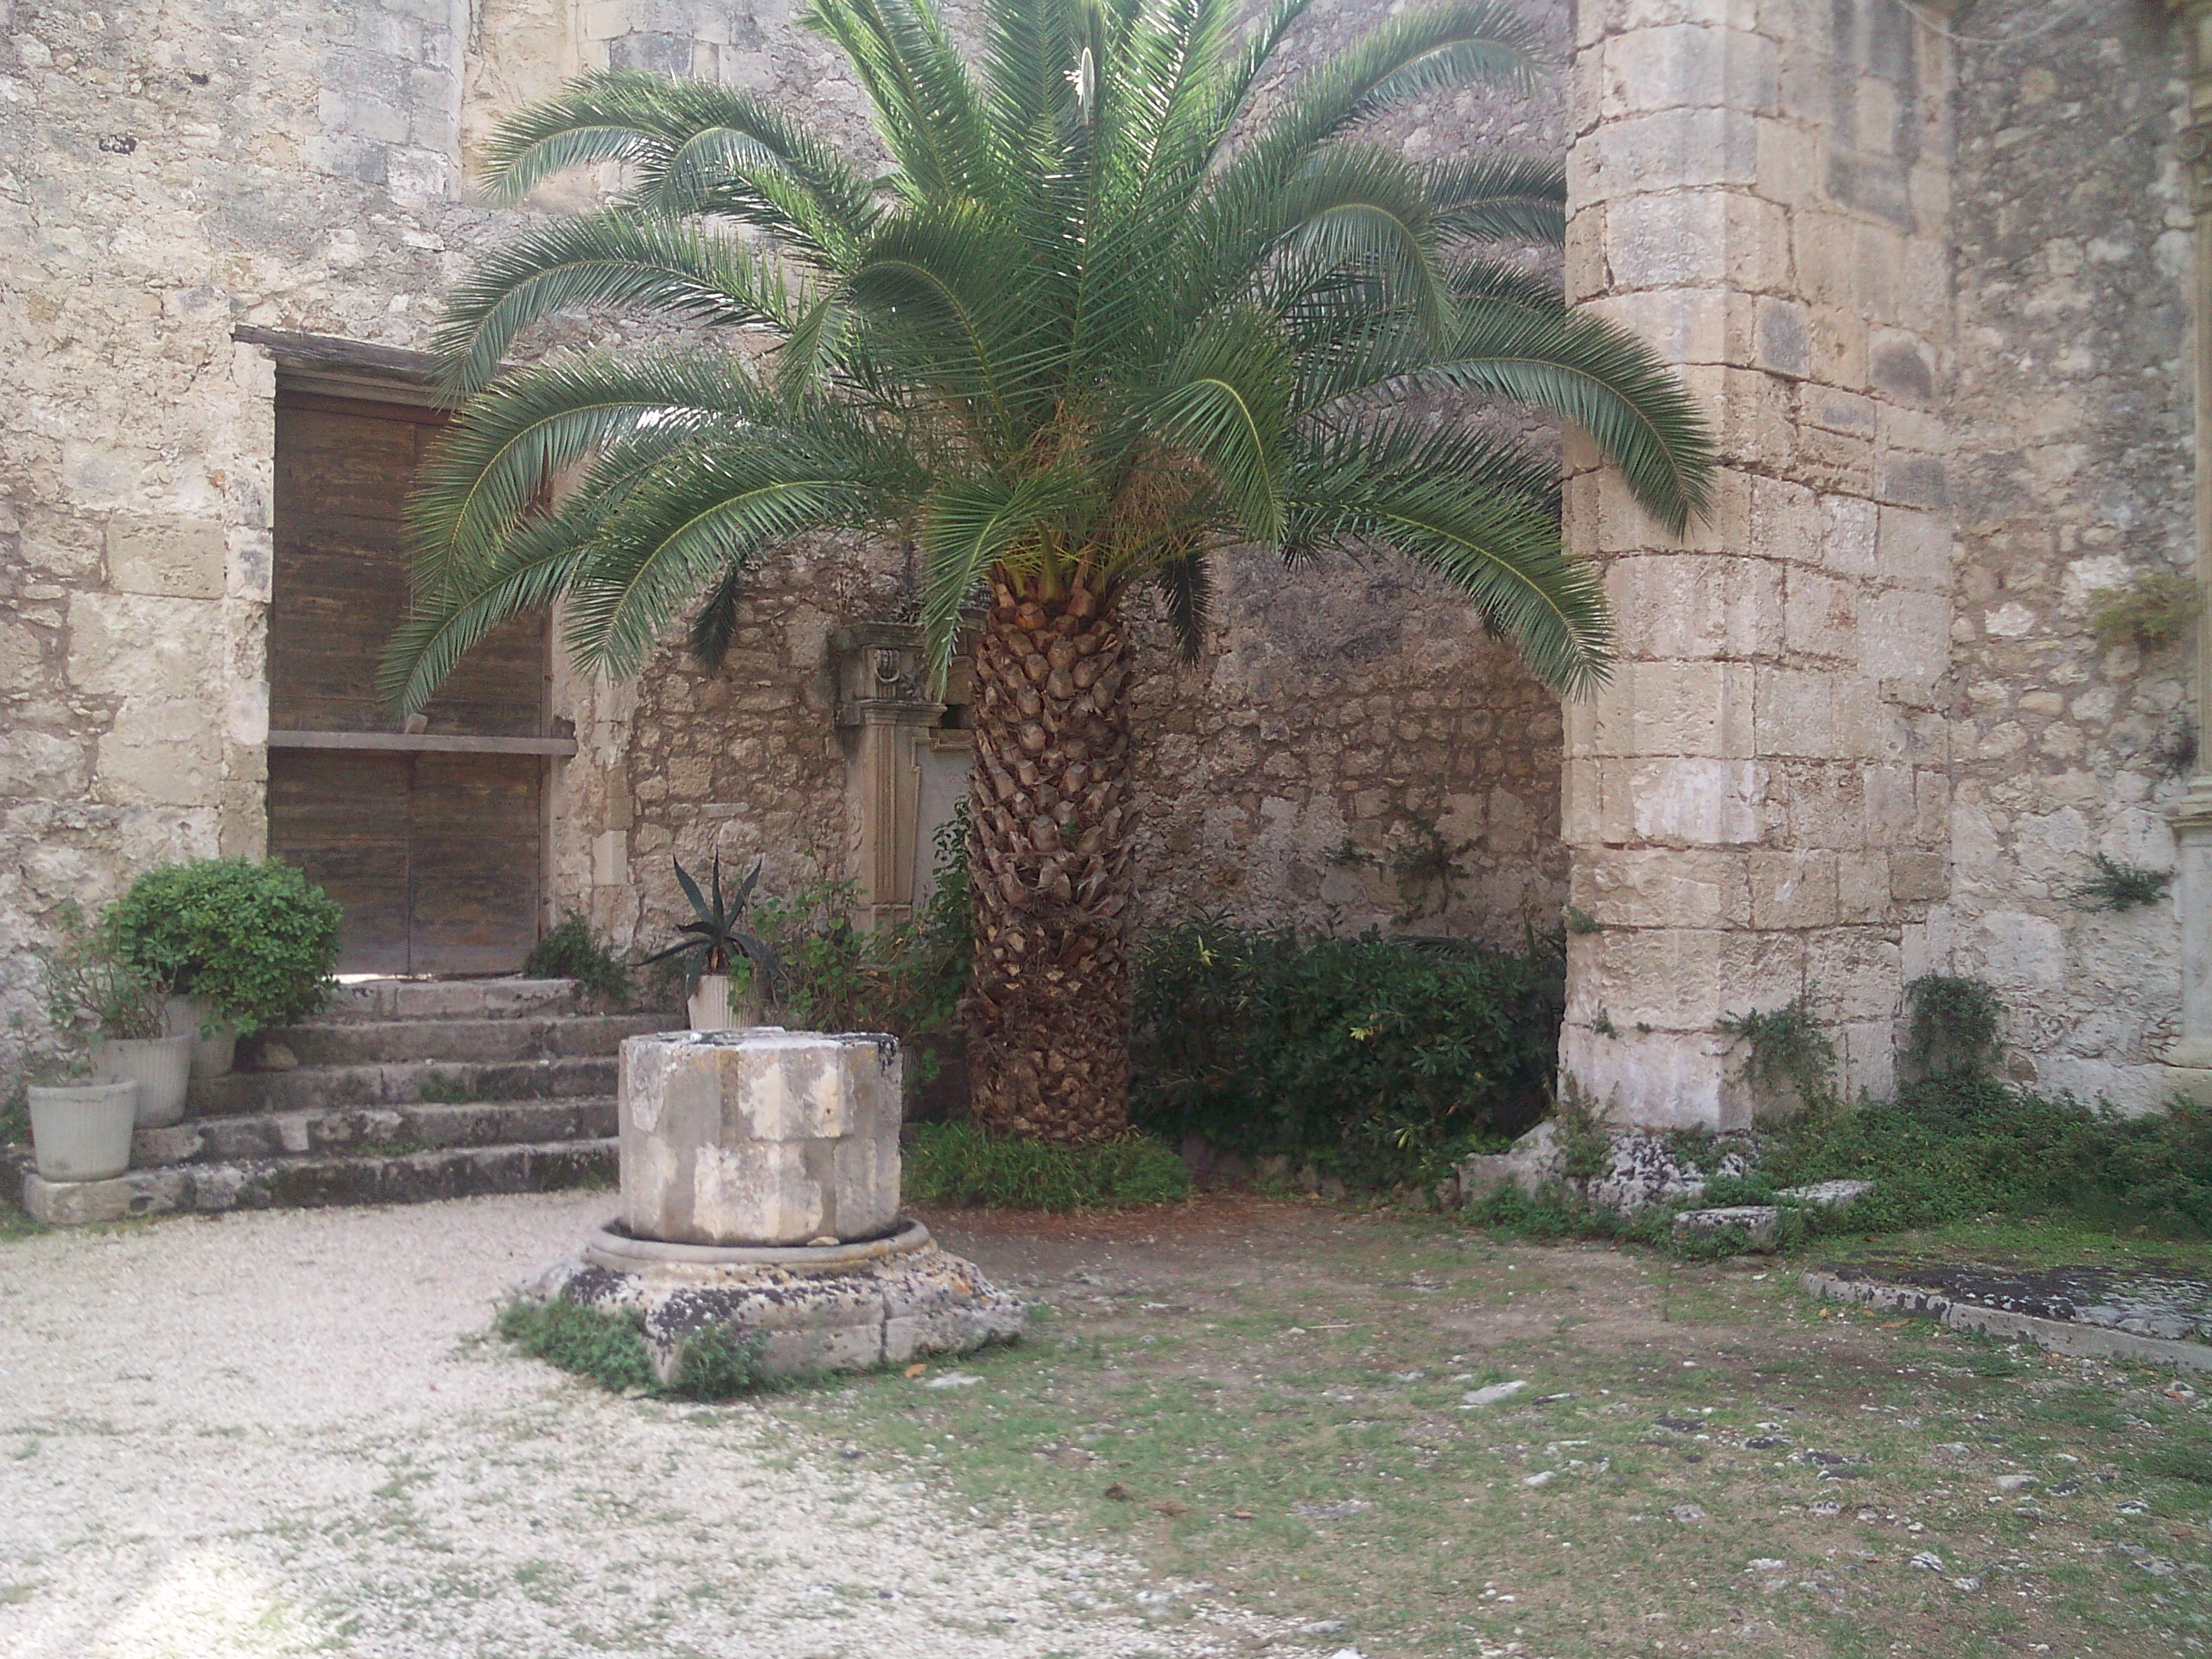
[164,993,237,1078]
[91,1033,194,1128]
[686,974,761,1033]
[28,1079,140,1182]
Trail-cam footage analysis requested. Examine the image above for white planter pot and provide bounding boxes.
[688,974,736,1033]
[28,1080,140,1182]
[91,1034,194,1128]
[164,994,238,1078]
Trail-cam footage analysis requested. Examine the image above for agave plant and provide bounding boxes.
[380,0,1714,1143]
[636,856,783,995]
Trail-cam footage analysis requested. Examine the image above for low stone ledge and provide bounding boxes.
[1802,1269,2212,1375]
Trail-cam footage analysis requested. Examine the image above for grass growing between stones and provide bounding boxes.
[779,1197,2212,1659]
[496,1298,769,1400]
[902,1122,1191,1211]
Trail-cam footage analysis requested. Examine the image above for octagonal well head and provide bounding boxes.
[617,1027,902,1247]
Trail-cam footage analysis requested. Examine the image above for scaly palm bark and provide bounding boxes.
[967,575,1135,1139]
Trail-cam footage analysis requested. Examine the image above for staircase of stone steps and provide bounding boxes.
[20,978,678,1228]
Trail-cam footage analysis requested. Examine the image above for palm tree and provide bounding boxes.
[381,0,1713,1145]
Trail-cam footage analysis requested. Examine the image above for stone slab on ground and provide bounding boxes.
[0,1192,1264,1659]
[523,1217,1027,1378]
[1803,1262,2212,1374]
[21,1137,615,1224]
[1459,1120,1758,1212]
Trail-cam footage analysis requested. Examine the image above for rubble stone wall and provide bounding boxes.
[1941,0,2195,1109]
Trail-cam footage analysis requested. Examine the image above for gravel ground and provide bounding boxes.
[0,1193,1274,1659]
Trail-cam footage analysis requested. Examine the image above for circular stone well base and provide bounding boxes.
[514,1218,1026,1381]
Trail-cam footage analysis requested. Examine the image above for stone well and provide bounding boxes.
[518,1028,1022,1382]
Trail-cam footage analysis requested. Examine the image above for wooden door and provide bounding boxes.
[265,391,548,975]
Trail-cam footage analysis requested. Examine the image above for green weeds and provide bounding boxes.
[494,1298,769,1399]
[903,1122,1190,1211]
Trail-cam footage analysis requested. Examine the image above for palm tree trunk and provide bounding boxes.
[964,570,1135,1142]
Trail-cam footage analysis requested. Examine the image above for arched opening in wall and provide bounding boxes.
[257,342,573,974]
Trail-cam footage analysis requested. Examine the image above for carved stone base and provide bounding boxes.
[514,1217,1027,1381]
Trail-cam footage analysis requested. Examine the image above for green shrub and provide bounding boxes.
[1130,919,1560,1189]
[106,858,342,1036]
[1763,1077,2212,1237]
[752,807,973,1097]
[495,1298,770,1399]
[903,1121,1191,1211]
[524,911,633,1006]
[1902,975,2006,1082]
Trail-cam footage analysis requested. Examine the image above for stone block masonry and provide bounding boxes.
[1562,0,1959,1127]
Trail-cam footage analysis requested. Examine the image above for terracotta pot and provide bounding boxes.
[91,1034,194,1128]
[164,993,238,1078]
[28,1079,140,1182]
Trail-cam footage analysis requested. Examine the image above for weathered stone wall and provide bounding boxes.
[1,0,1576,1049]
[1941,0,2195,1109]
[1561,0,1961,1126]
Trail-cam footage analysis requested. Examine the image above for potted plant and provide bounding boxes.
[29,905,168,1175]
[639,856,780,1032]
[105,858,343,1077]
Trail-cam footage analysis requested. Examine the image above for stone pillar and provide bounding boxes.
[1560,0,1955,1128]
[2169,1,2212,1098]
[619,1029,902,1247]
[834,623,945,931]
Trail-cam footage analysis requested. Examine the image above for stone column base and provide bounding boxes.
[514,1217,1027,1381]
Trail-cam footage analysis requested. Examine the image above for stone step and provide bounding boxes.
[137,1096,619,1166]
[311,976,594,1024]
[188,1055,616,1116]
[21,1138,617,1228]
[265,1012,672,1068]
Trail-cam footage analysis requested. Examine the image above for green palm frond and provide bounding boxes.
[407,348,771,591]
[1287,421,1607,692]
[431,212,800,392]
[391,0,1712,715]
[474,68,880,252]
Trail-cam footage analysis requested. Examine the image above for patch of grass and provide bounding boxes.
[494,1297,770,1399]
[904,1122,1190,1211]
[2086,569,2197,648]
[796,1198,2212,1659]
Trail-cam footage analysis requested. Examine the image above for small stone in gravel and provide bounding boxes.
[1653,1416,1700,1433]
[1951,1577,1982,1592]
[1807,1502,1840,1517]
[1994,1473,2036,1491]
[1535,1392,1574,1403]
[1461,1380,1527,1408]
[1745,1436,1789,1449]
[925,1371,983,1389]
[1747,1559,1787,1572]
[1294,1499,1373,1520]
[1302,1619,1347,1634]
[1910,1552,1944,1571]
[1522,1471,1554,1488]
[1669,1504,1705,1522]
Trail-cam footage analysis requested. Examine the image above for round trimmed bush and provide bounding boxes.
[106,858,343,1035]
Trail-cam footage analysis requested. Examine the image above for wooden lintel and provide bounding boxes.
[267,730,577,758]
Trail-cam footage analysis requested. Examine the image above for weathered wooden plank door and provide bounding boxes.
[265,391,549,975]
